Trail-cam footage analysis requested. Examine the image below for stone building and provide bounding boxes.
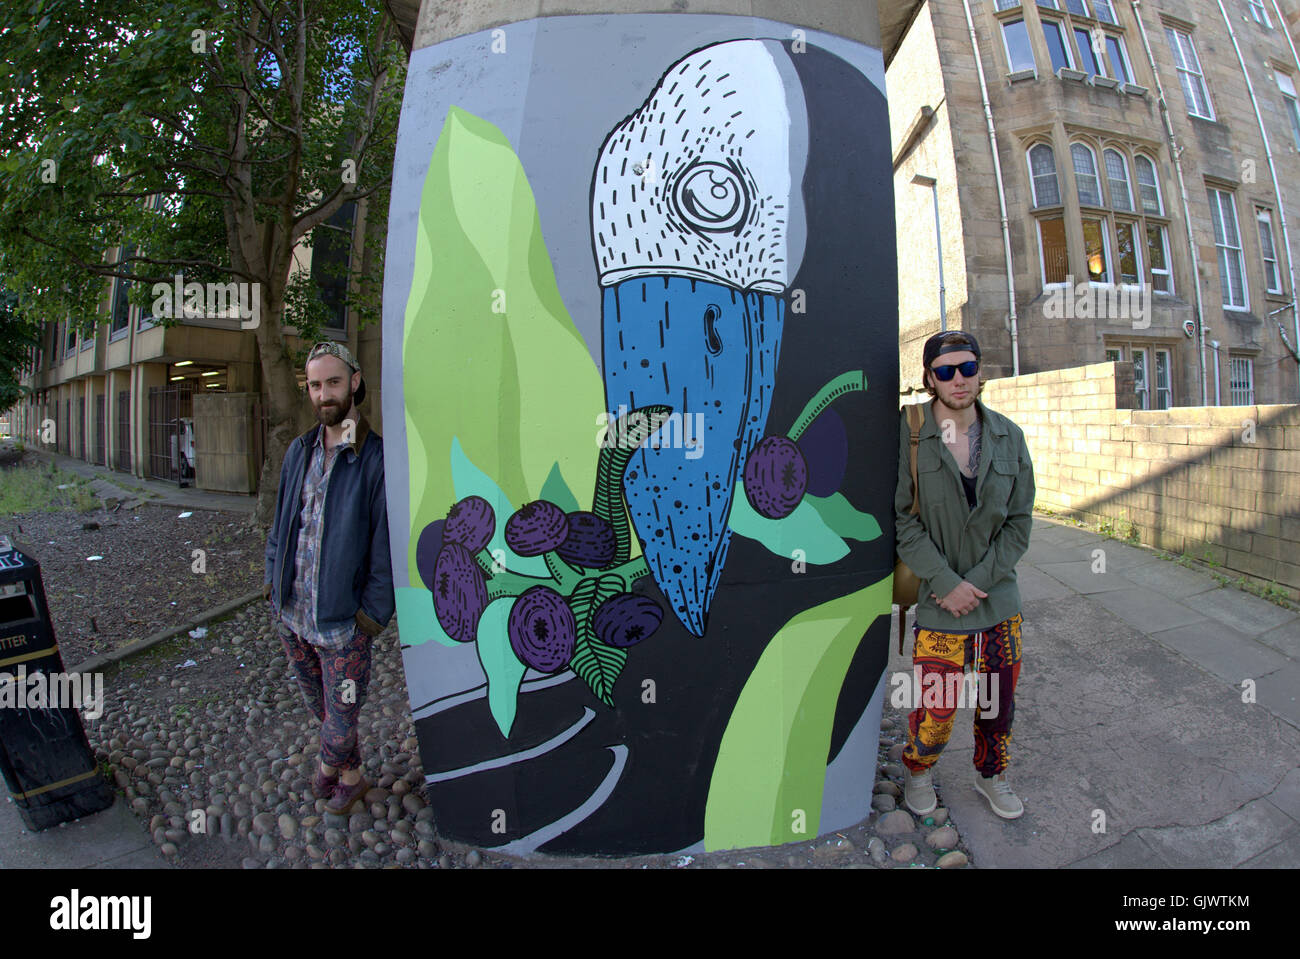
[889,0,1300,407]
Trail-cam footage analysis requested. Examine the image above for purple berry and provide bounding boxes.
[416,520,445,592]
[593,594,664,648]
[556,511,617,568]
[432,543,488,643]
[444,495,495,554]
[508,586,577,673]
[743,435,808,519]
[504,501,569,557]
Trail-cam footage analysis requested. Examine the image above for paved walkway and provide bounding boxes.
[4,439,256,514]
[2,505,1295,867]
[892,515,1300,869]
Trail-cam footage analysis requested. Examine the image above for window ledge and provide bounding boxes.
[1091,75,1119,89]
[109,327,128,343]
[1057,67,1088,82]
[1122,82,1148,96]
[1007,68,1036,84]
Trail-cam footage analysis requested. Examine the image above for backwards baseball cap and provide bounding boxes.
[922,330,981,370]
[305,341,366,405]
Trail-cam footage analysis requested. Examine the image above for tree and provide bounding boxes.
[0,288,42,414]
[0,0,405,522]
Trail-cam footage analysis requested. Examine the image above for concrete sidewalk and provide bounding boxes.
[894,514,1300,869]
[0,796,167,869]
[3,438,256,514]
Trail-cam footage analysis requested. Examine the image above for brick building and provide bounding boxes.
[889,0,1300,407]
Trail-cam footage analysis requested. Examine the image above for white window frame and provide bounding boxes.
[1028,143,1061,207]
[1104,34,1134,84]
[1257,208,1283,294]
[1001,17,1037,75]
[1063,0,1091,19]
[1072,142,1102,207]
[1135,154,1163,214]
[1166,27,1215,120]
[1073,26,1102,77]
[1104,148,1133,211]
[1114,219,1144,287]
[1147,223,1173,295]
[1132,346,1150,409]
[1247,0,1272,27]
[1038,215,1071,288]
[1229,355,1255,405]
[1081,215,1113,284]
[1154,348,1172,409]
[1208,188,1248,310]
[1092,0,1118,25]
[1277,73,1300,151]
[1042,17,1076,73]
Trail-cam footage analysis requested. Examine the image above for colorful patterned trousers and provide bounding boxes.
[901,612,1023,778]
[277,623,373,771]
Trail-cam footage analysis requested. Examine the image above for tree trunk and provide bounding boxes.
[252,269,305,528]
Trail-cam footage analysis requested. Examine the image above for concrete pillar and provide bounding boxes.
[387,0,897,858]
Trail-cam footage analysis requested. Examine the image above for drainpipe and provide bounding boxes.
[1130,0,1209,406]
[1267,0,1300,391]
[1209,339,1222,405]
[912,174,947,332]
[961,0,1020,375]
[1217,0,1300,401]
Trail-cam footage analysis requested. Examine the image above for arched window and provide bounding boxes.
[1104,149,1132,211]
[1071,143,1102,206]
[1028,143,1061,207]
[1134,155,1162,215]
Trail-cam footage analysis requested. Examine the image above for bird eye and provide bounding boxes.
[672,161,750,234]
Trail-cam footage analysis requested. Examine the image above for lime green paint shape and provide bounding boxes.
[703,574,892,851]
[401,105,603,588]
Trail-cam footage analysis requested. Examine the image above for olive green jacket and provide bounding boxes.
[895,397,1035,631]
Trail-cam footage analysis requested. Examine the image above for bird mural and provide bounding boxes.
[591,39,809,636]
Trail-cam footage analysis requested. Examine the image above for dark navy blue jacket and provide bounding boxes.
[263,410,395,638]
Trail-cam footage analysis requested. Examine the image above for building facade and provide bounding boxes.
[6,199,382,492]
[890,0,1300,407]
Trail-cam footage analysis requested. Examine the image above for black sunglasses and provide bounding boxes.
[930,360,979,382]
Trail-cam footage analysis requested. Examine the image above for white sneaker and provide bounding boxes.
[903,766,937,815]
[974,771,1024,819]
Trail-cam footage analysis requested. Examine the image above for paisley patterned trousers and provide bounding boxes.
[900,612,1023,778]
[277,623,373,771]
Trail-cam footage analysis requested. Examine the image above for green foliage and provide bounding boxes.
[0,0,405,396]
[0,462,99,514]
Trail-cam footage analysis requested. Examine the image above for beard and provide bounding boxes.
[314,388,353,427]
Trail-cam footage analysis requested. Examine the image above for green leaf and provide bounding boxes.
[402,106,605,589]
[592,405,672,565]
[727,482,849,564]
[804,492,882,543]
[703,574,893,851]
[566,574,626,707]
[475,598,525,738]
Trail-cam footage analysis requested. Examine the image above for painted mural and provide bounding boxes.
[384,16,898,856]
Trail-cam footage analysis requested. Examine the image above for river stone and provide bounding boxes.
[933,808,950,826]
[887,744,906,761]
[872,794,896,813]
[890,843,918,863]
[881,763,904,779]
[926,826,959,849]
[252,812,276,837]
[937,850,969,869]
[465,849,481,868]
[867,837,888,864]
[396,848,415,864]
[418,840,438,858]
[438,854,452,869]
[278,814,297,840]
[876,810,915,835]
[401,794,425,815]
[873,780,901,797]
[241,858,262,869]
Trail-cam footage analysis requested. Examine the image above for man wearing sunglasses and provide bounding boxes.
[894,331,1035,821]
[264,342,394,817]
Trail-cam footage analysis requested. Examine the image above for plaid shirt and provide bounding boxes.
[280,424,357,648]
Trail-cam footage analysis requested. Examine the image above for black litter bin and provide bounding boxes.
[0,536,114,830]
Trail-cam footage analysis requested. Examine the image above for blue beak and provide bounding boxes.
[602,276,784,636]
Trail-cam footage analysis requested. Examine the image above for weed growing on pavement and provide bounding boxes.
[0,462,100,513]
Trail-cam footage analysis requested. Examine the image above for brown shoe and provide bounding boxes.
[311,765,339,801]
[325,775,369,815]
